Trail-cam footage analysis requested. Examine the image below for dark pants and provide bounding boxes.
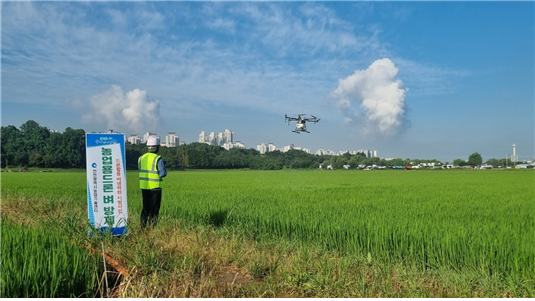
[141,188,162,228]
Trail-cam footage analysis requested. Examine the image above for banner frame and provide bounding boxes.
[86,133,128,236]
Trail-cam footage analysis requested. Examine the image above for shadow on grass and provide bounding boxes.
[208,209,228,228]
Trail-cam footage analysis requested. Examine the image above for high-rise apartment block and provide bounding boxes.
[128,132,179,146]
[142,132,159,144]
[223,141,245,150]
[128,134,141,145]
[355,150,377,158]
[315,149,337,156]
[257,143,277,154]
[199,129,238,148]
[166,132,180,147]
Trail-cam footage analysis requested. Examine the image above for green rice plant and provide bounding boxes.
[1,220,102,298]
[156,169,534,280]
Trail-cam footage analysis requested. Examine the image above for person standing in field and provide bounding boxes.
[138,136,167,229]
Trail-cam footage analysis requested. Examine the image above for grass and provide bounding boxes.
[1,169,534,297]
[1,220,102,297]
[161,169,535,279]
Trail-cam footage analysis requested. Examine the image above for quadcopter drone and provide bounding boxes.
[284,114,320,134]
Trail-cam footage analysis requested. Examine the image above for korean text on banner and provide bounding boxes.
[86,133,128,236]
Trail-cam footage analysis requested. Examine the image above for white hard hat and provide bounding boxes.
[147,136,159,146]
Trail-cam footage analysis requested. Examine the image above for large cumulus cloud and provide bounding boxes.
[331,58,410,136]
[82,85,160,134]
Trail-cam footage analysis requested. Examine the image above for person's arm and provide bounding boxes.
[157,158,167,178]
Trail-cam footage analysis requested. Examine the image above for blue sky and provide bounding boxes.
[1,1,533,163]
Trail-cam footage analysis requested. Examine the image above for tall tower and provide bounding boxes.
[512,144,518,163]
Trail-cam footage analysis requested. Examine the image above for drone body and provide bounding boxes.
[285,114,320,134]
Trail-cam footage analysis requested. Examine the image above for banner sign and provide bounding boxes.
[86,133,128,235]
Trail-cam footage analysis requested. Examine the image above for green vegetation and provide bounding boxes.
[162,169,535,278]
[1,169,534,297]
[1,120,86,169]
[1,221,102,297]
[454,152,484,167]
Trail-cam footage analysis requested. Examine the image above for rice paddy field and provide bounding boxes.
[1,168,534,297]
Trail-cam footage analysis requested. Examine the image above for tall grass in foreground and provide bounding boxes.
[1,220,101,298]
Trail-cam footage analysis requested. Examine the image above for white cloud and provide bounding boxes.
[331,58,409,136]
[133,7,165,31]
[236,3,364,57]
[82,86,161,133]
[207,18,235,33]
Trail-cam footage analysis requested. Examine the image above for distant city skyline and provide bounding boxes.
[33,122,535,164]
[30,124,534,163]
[110,127,379,157]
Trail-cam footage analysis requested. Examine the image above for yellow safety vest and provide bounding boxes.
[138,153,163,189]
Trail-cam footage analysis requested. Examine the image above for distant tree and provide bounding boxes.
[125,144,144,170]
[291,157,317,169]
[347,156,361,168]
[175,147,188,170]
[362,157,381,167]
[353,154,368,166]
[249,155,283,170]
[224,148,251,168]
[356,152,367,158]
[468,152,483,166]
[390,158,405,167]
[453,158,468,166]
[485,158,502,167]
[1,125,22,168]
[330,156,346,169]
[61,127,86,168]
[186,146,209,168]
[43,132,64,167]
[212,151,232,168]
[341,152,352,161]
[22,120,51,167]
[2,120,51,168]
[268,157,284,170]
[20,120,50,147]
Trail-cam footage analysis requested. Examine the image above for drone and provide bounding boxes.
[285,114,320,134]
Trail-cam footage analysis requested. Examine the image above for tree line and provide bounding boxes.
[2,120,495,171]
